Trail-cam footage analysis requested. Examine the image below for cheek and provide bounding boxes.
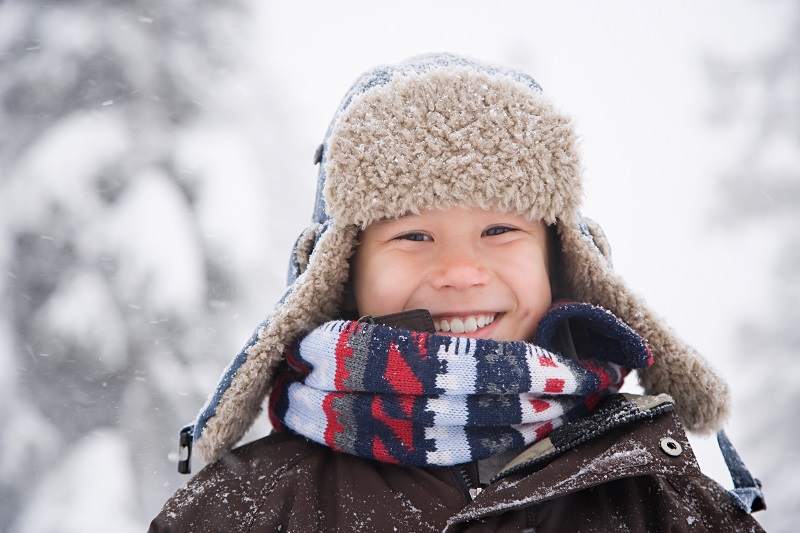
[352,250,416,316]
[527,270,553,316]
[513,275,552,341]
[506,248,552,312]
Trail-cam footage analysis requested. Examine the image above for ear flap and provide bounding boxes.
[557,216,730,435]
[581,216,613,266]
[288,223,325,284]
[193,222,360,463]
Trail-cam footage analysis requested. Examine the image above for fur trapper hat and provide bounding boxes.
[187,53,729,465]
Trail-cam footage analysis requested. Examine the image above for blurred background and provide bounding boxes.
[0,0,797,531]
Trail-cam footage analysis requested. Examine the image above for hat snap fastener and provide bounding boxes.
[660,437,683,457]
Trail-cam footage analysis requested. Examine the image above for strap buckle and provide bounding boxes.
[178,426,193,474]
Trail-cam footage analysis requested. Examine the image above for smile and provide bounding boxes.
[434,314,496,334]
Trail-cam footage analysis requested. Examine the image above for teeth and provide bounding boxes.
[464,316,477,332]
[434,314,495,334]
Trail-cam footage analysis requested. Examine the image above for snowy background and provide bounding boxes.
[1,0,797,531]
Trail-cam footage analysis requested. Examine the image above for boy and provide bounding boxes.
[150,54,764,531]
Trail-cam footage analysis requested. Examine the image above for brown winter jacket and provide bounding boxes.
[149,394,764,532]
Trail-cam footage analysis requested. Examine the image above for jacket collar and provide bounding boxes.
[444,393,691,531]
[496,393,674,481]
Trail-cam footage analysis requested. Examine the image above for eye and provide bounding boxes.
[483,225,517,237]
[395,232,431,242]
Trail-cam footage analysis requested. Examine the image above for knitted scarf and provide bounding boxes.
[269,302,653,466]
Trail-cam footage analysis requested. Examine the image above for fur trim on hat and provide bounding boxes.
[324,67,582,228]
[188,54,730,464]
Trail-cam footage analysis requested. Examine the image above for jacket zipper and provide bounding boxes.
[453,464,482,501]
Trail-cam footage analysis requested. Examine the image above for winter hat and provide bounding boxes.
[186,53,729,465]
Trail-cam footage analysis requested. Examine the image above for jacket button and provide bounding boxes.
[660,437,683,457]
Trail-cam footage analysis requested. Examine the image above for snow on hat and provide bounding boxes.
[187,53,729,465]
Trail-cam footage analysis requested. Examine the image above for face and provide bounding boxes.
[351,206,552,342]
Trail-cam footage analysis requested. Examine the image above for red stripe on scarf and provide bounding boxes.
[544,378,565,393]
[614,367,630,389]
[372,396,415,452]
[413,331,429,360]
[334,322,359,390]
[582,360,611,391]
[373,436,398,464]
[322,392,345,450]
[385,341,423,395]
[530,399,551,413]
[284,346,312,375]
[400,395,414,418]
[538,355,558,368]
[535,421,554,440]
[581,361,614,410]
[267,372,292,431]
[584,393,601,410]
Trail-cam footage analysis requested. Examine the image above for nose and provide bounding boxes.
[429,242,490,290]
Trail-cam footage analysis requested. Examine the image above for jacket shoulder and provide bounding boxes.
[525,406,764,532]
[148,432,319,533]
[150,431,465,532]
[446,395,765,532]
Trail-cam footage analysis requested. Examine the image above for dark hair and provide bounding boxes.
[547,224,564,301]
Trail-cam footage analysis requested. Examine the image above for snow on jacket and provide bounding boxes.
[149,393,764,532]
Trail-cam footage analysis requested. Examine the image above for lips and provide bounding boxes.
[433,314,496,334]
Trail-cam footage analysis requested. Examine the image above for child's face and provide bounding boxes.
[351,206,552,341]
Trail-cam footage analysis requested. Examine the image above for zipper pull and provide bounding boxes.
[469,487,483,499]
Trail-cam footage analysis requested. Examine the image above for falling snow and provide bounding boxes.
[0,1,794,531]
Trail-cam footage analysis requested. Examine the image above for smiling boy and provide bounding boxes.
[151,54,765,532]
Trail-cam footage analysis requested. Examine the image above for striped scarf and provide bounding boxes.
[269,302,653,466]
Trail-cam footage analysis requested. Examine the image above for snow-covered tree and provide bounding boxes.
[0,0,288,529]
